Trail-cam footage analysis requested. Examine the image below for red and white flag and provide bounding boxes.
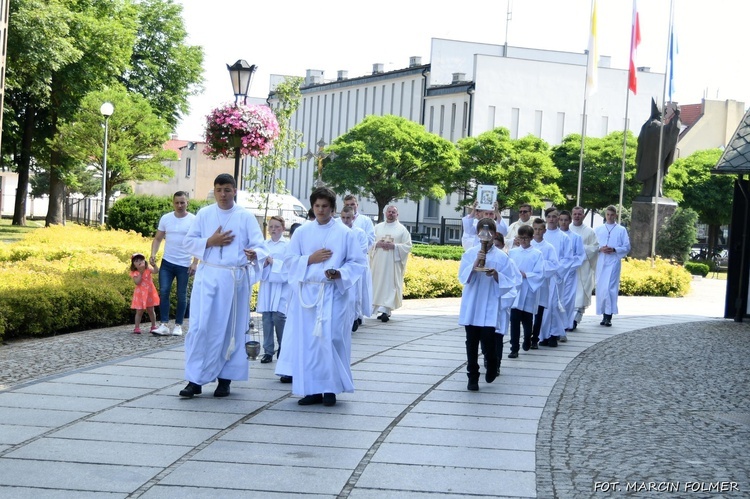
[628,0,641,94]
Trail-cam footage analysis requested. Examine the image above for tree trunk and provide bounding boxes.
[12,104,35,226]
[45,161,66,226]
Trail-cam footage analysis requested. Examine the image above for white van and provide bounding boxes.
[207,190,308,229]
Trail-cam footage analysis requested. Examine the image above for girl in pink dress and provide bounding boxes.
[130,253,160,334]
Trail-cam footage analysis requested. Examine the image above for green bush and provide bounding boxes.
[684,261,710,277]
[656,207,698,264]
[618,258,692,297]
[411,244,463,261]
[108,194,209,237]
[404,256,462,298]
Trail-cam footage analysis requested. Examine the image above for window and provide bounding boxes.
[534,110,543,137]
[426,197,439,218]
[185,158,191,178]
[511,107,520,139]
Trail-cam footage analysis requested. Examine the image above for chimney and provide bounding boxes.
[337,70,348,81]
[171,134,178,140]
[372,63,384,74]
[452,72,466,84]
[305,69,324,85]
[409,56,422,67]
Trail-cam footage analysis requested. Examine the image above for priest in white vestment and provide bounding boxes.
[340,206,372,329]
[369,206,412,321]
[461,201,508,250]
[504,203,534,251]
[180,174,267,398]
[558,210,585,332]
[594,206,631,326]
[275,187,367,407]
[569,206,599,326]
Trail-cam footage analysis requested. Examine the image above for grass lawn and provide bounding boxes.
[0,217,44,243]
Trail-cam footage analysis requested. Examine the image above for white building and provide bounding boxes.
[261,38,665,242]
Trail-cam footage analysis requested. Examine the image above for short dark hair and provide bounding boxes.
[493,233,505,246]
[341,206,354,214]
[477,217,496,233]
[544,207,558,217]
[517,225,534,237]
[532,217,545,226]
[310,187,337,211]
[173,191,188,199]
[214,173,236,188]
[559,210,572,220]
[343,194,357,202]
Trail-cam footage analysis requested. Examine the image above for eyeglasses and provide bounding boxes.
[519,210,530,213]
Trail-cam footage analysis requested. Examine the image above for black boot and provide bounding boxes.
[179,382,202,398]
[214,378,231,397]
[604,314,612,327]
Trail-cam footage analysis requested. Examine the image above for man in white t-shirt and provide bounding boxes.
[150,192,198,336]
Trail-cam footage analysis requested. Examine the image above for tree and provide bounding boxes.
[120,0,204,130]
[248,76,304,236]
[552,131,640,213]
[454,128,564,211]
[663,148,730,255]
[656,207,699,263]
[50,86,176,214]
[323,115,460,222]
[3,0,138,225]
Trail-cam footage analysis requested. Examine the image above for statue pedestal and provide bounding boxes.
[630,197,678,259]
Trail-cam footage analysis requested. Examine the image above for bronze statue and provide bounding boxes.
[635,99,681,198]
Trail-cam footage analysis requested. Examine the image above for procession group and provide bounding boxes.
[458,202,631,391]
[151,174,412,407]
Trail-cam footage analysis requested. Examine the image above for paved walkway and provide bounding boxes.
[0,278,747,498]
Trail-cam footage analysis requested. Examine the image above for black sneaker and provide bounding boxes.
[508,352,519,359]
[280,375,292,383]
[323,393,337,406]
[298,394,323,405]
[260,354,273,364]
[179,382,202,398]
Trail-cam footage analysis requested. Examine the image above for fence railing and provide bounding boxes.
[65,197,104,227]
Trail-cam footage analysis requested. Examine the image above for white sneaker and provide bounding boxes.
[559,335,568,343]
[172,325,183,336]
[153,323,170,336]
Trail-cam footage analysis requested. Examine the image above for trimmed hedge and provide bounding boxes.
[108,194,210,237]
[684,261,710,277]
[0,229,692,342]
[411,244,463,261]
[619,258,692,297]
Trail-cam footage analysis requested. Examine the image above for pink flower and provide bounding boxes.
[202,103,280,159]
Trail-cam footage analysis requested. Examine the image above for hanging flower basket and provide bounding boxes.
[203,103,280,159]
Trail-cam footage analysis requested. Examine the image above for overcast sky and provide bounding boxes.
[174,0,748,140]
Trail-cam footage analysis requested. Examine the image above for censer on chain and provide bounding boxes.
[245,310,261,360]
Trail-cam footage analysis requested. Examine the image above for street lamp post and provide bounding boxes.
[227,60,257,191]
[100,102,114,226]
[304,138,337,187]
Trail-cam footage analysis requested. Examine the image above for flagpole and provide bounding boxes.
[577,0,597,207]
[577,97,587,207]
[617,90,630,224]
[650,0,675,263]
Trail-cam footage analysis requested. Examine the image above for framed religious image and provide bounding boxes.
[477,184,497,211]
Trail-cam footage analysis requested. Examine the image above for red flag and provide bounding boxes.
[628,0,641,94]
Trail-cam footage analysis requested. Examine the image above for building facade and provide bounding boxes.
[262,38,666,239]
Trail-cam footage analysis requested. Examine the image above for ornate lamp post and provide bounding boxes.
[226,60,257,190]
[304,138,337,187]
[99,102,114,226]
